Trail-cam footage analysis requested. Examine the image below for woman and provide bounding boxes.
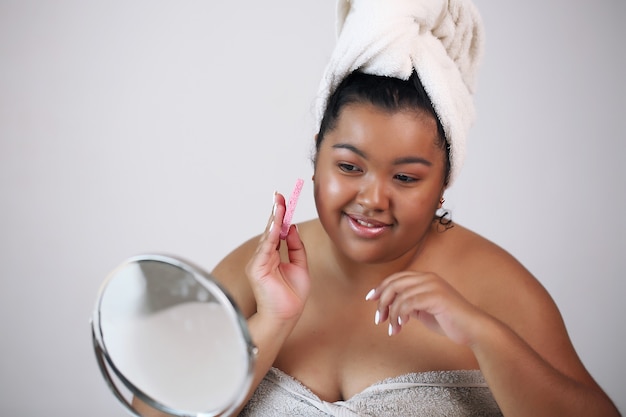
[212,70,618,416]
[136,0,620,415]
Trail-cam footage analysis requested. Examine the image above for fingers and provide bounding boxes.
[269,192,286,236]
[247,192,286,279]
[365,272,481,344]
[285,224,307,269]
[365,272,441,336]
[244,191,312,323]
[264,192,286,246]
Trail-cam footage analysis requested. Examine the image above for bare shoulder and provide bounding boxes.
[440,223,597,384]
[211,234,261,318]
[441,224,556,324]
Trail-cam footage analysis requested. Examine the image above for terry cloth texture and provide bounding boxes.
[239,367,503,416]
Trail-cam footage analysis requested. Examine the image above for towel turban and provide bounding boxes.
[315,0,485,184]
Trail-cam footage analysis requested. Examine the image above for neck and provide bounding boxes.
[323,226,433,290]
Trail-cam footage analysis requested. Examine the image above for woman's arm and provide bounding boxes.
[213,192,311,415]
[468,288,619,417]
[370,263,620,417]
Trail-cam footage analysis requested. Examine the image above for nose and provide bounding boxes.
[356,175,389,212]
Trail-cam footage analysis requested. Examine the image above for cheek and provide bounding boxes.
[406,197,436,218]
[314,169,348,211]
[391,184,441,218]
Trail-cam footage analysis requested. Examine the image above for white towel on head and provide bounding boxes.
[315,0,485,184]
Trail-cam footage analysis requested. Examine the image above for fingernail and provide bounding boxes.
[397,316,402,326]
[365,289,375,301]
[272,191,277,214]
[374,310,380,325]
[388,323,393,336]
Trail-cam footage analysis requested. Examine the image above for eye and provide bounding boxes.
[394,173,418,183]
[338,163,362,173]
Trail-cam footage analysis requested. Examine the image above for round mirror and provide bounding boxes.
[91,254,256,417]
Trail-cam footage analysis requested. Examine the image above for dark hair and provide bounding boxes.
[315,71,451,185]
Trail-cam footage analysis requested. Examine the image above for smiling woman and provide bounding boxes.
[211,64,619,416]
[0,0,623,416]
[129,0,618,413]
[318,107,442,252]
[204,0,622,415]
[314,82,447,263]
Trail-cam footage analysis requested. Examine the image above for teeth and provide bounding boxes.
[356,219,376,227]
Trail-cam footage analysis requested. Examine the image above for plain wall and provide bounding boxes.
[0,0,624,415]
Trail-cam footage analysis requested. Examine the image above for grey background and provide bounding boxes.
[1,0,624,415]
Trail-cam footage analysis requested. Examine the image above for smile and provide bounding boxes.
[355,218,383,228]
[345,214,391,238]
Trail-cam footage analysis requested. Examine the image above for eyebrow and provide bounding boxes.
[332,143,367,158]
[392,155,432,166]
[332,143,432,166]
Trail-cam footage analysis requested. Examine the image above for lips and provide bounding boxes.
[344,213,392,238]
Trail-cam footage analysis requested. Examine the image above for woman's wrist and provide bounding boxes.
[464,309,508,353]
[248,311,300,351]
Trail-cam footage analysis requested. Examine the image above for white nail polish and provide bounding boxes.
[388,323,393,336]
[374,310,380,325]
[269,191,277,217]
[398,316,402,326]
[365,289,375,301]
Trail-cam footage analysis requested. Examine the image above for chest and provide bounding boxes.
[272,288,478,402]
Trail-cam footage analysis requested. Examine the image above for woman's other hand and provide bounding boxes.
[366,271,486,345]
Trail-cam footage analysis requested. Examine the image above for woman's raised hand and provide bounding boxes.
[245,192,310,323]
[366,271,488,346]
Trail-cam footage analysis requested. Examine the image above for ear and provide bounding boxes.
[438,187,447,209]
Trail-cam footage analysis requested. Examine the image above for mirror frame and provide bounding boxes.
[91,253,256,417]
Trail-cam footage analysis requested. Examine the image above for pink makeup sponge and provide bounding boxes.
[280,178,304,240]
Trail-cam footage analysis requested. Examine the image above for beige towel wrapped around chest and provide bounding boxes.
[239,367,502,416]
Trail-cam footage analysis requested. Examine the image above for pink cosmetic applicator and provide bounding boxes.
[279,178,304,240]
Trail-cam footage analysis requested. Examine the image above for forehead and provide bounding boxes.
[324,102,441,156]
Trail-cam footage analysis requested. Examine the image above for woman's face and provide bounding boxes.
[314,102,447,264]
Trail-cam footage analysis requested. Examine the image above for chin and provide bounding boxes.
[336,239,402,265]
